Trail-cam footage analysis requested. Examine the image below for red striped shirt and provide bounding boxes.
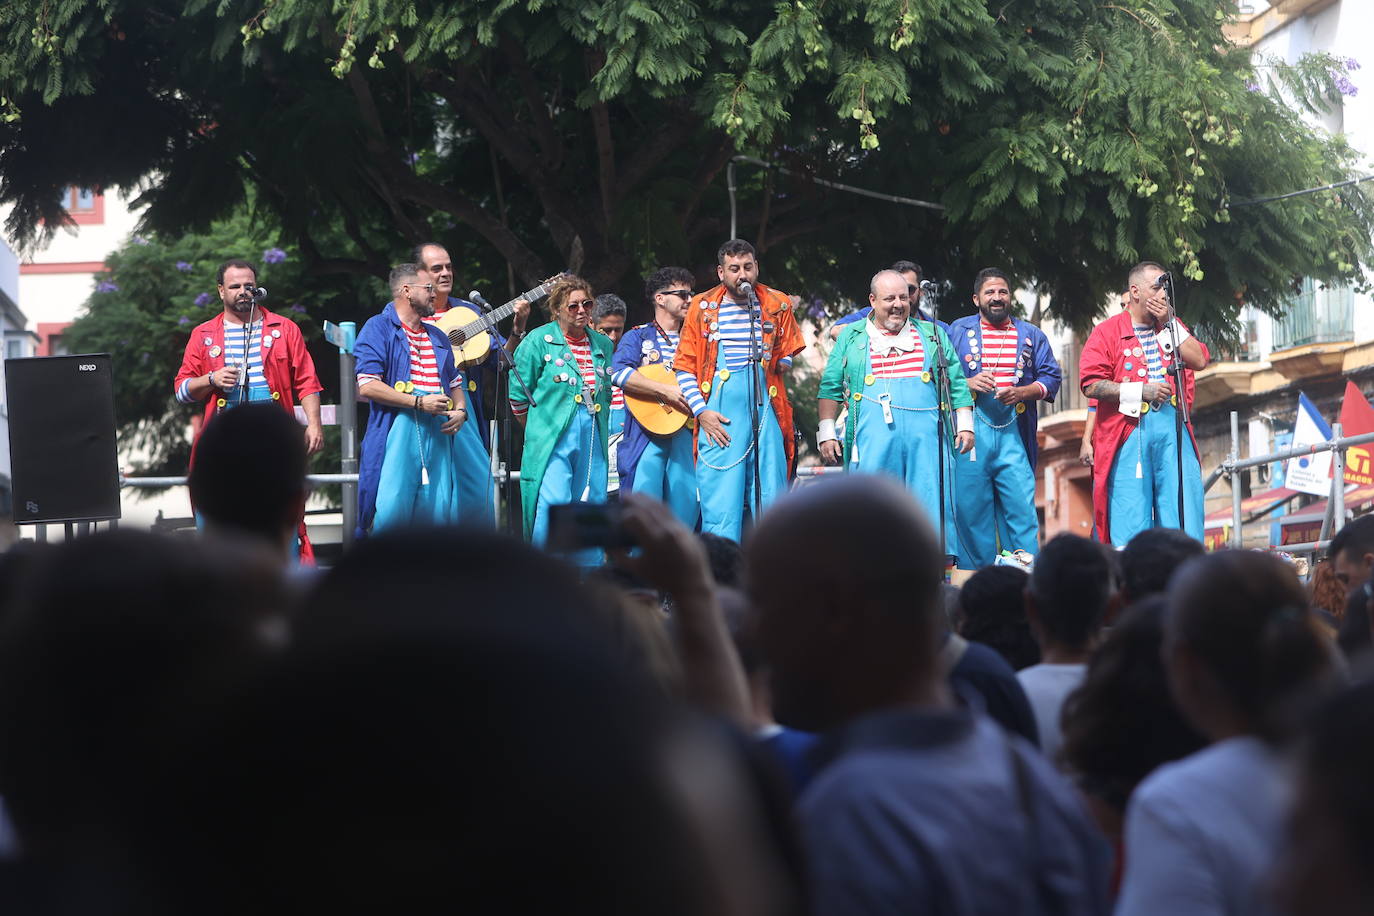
[406,326,442,393]
[870,330,926,379]
[979,322,1020,388]
[567,334,596,387]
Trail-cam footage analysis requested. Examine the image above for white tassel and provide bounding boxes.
[421,465,430,486]
[1135,461,1143,479]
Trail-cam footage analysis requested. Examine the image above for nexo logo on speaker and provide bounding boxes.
[78,364,97,371]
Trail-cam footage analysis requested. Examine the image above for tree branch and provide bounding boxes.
[502,38,562,169]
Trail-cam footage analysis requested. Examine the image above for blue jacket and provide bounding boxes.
[946,315,1061,469]
[611,323,684,490]
[354,302,463,538]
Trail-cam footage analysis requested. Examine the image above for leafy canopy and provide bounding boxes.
[0,0,1369,341]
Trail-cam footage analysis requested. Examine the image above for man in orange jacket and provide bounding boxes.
[674,240,806,541]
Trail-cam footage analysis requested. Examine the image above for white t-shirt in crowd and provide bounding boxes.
[1115,736,1291,916]
[1015,663,1087,762]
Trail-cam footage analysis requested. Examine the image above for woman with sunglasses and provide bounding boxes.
[510,275,615,544]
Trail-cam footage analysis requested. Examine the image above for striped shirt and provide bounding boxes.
[979,322,1020,388]
[677,299,793,416]
[222,319,266,387]
[1133,325,1167,383]
[357,321,460,395]
[869,326,926,379]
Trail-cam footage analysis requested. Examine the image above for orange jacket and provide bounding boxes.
[674,282,807,475]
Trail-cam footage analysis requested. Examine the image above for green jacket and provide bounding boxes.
[512,321,616,537]
[817,318,974,466]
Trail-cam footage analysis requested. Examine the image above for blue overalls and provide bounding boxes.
[612,324,699,529]
[953,395,1040,566]
[531,402,608,548]
[696,366,785,542]
[452,401,495,528]
[850,370,961,561]
[1107,401,1204,545]
[372,403,462,533]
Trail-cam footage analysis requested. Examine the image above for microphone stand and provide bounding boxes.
[469,295,535,535]
[237,300,255,406]
[1160,274,1188,531]
[922,286,955,566]
[743,282,765,526]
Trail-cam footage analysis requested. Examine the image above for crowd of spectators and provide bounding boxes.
[0,404,1367,914]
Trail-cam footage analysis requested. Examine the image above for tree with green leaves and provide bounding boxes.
[2,0,1369,343]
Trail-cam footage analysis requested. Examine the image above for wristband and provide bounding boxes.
[955,407,974,434]
[414,394,421,410]
[818,418,838,443]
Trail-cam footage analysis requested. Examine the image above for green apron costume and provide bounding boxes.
[511,321,615,538]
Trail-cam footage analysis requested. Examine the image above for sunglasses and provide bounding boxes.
[566,299,594,311]
[659,289,692,299]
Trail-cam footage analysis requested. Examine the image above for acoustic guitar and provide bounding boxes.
[624,362,690,437]
[434,276,563,367]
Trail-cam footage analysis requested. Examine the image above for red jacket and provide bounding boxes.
[674,282,807,475]
[1079,309,1209,544]
[174,307,323,559]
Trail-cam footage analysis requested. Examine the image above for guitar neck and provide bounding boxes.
[455,283,554,340]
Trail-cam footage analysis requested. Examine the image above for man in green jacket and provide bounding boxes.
[817,270,974,561]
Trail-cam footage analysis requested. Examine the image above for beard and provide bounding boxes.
[228,296,254,313]
[979,301,1010,324]
[878,309,908,332]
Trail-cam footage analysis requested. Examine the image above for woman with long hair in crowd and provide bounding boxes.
[1115,550,1337,916]
[1058,595,1207,889]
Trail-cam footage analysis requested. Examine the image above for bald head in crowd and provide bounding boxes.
[746,475,946,732]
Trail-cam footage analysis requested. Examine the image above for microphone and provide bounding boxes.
[1152,272,1172,290]
[468,290,493,311]
[252,287,269,301]
[737,279,755,299]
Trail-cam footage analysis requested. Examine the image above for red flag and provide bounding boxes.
[1339,381,1374,485]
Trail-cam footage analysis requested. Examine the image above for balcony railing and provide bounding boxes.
[1272,278,1354,351]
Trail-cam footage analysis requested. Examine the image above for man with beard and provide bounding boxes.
[817,270,973,555]
[674,240,806,541]
[948,268,1062,567]
[354,263,469,536]
[414,242,529,526]
[175,257,324,559]
[611,267,697,527]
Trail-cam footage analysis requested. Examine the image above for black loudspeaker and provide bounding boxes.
[6,353,121,524]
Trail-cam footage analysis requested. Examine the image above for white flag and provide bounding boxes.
[1285,391,1334,496]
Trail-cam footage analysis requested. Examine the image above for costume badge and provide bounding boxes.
[209,346,222,358]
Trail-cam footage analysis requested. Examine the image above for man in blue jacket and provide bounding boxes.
[354,263,469,537]
[611,267,697,527]
[948,268,1062,568]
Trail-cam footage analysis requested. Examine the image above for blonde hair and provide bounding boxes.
[546,275,595,320]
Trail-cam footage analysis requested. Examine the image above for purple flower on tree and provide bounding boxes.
[1335,74,1359,97]
[262,247,287,264]
[175,260,193,272]
[178,316,191,327]
[132,235,150,246]
[96,280,119,293]
[1246,80,1261,92]
[194,291,213,307]
[1346,57,1361,72]
[289,303,306,314]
